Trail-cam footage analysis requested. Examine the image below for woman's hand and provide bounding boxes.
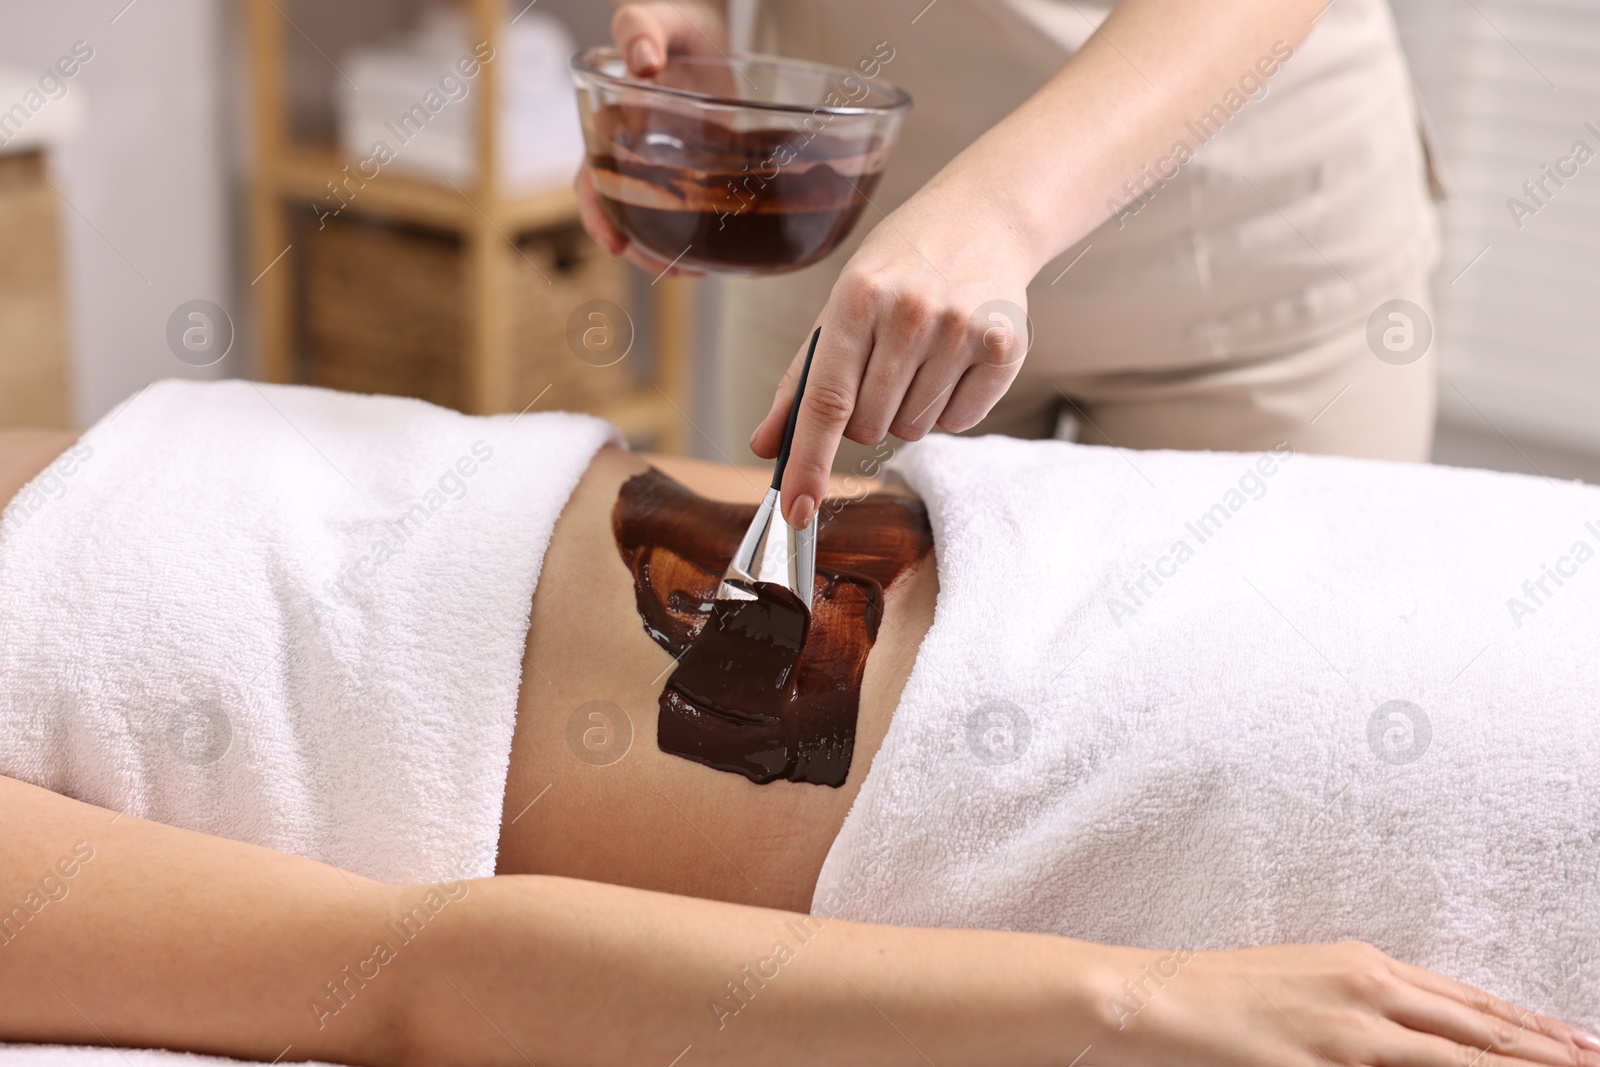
[750,185,1035,528]
[574,1,727,277]
[1096,939,1600,1066]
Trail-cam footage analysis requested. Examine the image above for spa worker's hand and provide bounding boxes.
[573,0,726,278]
[748,188,1034,529]
[746,0,1340,528]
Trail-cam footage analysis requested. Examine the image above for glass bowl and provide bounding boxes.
[570,47,911,275]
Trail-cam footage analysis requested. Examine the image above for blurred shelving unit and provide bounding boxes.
[0,148,71,429]
[244,0,691,450]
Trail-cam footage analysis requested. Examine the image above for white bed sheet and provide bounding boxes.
[0,1047,337,1067]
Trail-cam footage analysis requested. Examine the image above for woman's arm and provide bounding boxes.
[748,0,1334,525]
[887,0,1333,280]
[4,772,1594,1066]
[0,772,1105,1065]
[0,774,411,1062]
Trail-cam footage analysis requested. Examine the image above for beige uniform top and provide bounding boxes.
[719,0,1444,460]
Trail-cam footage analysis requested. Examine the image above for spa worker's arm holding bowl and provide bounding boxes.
[578,0,1355,528]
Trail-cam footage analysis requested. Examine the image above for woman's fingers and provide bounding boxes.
[574,168,627,257]
[1370,1024,1600,1067]
[877,297,970,441]
[610,5,679,74]
[940,309,1028,430]
[742,216,1031,512]
[772,326,873,527]
[1365,951,1600,1065]
[890,299,1027,436]
[612,2,727,75]
[579,162,702,275]
[936,361,1010,433]
[752,290,1027,512]
[845,292,947,445]
[1378,980,1591,1066]
[583,5,729,262]
[1110,942,1599,1067]
[1386,957,1595,1051]
[890,356,962,440]
[580,166,702,276]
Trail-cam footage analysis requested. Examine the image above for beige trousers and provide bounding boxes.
[971,281,1439,462]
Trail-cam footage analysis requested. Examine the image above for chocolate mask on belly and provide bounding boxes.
[613,468,932,786]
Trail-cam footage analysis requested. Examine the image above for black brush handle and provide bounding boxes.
[771,326,822,492]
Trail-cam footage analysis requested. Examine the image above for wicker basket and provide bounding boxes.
[302,213,636,414]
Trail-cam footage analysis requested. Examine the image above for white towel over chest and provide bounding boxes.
[0,380,617,884]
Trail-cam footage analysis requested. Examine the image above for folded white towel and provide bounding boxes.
[336,10,584,189]
[815,435,1600,1029]
[0,379,618,884]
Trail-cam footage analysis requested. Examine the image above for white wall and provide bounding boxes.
[0,0,231,426]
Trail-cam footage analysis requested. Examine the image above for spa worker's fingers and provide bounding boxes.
[750,199,1032,528]
[574,2,726,269]
[610,1,728,76]
[574,166,698,279]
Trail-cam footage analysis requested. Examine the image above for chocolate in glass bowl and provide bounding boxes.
[570,49,911,275]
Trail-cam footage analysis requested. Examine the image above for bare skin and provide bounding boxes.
[2,429,1597,1066]
[494,445,937,912]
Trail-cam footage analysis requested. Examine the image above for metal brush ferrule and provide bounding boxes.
[716,487,816,609]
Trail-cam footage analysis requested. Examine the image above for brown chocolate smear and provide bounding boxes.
[613,468,932,786]
[587,103,885,273]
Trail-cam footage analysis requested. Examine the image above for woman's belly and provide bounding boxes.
[495,447,937,912]
[0,430,936,913]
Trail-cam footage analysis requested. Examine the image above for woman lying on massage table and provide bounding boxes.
[1,380,1596,1067]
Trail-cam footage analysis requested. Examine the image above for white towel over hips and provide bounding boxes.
[814,434,1600,1030]
[0,379,618,884]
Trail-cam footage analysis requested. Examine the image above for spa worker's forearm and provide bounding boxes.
[921,0,1331,275]
[750,0,1334,523]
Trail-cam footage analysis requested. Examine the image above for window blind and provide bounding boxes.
[1393,0,1600,451]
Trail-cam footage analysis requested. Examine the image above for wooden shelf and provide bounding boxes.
[267,147,582,235]
[244,0,692,451]
[0,150,71,428]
